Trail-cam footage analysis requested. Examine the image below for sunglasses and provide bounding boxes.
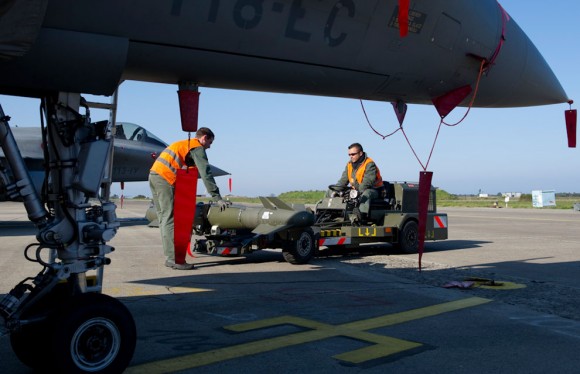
[348,152,360,156]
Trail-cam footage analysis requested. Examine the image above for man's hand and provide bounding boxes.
[217,199,231,211]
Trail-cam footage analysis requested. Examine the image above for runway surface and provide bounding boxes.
[2,201,580,373]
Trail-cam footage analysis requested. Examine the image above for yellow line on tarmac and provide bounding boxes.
[126,297,491,373]
[334,337,421,363]
[341,297,491,331]
[104,285,210,297]
[475,281,526,290]
[126,328,337,373]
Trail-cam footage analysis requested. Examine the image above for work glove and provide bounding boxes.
[217,199,231,211]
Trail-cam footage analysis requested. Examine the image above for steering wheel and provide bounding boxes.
[328,184,350,193]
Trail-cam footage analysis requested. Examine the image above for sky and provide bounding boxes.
[1,0,579,198]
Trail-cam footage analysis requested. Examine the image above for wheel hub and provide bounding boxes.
[72,318,120,370]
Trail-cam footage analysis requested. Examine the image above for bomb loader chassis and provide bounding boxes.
[188,182,447,265]
[313,182,448,254]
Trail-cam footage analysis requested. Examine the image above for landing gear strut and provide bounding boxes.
[0,94,136,372]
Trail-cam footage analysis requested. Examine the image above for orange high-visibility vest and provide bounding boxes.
[150,138,201,185]
[347,156,383,189]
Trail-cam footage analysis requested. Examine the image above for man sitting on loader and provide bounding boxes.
[328,142,384,223]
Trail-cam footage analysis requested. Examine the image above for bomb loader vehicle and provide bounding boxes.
[147,181,447,263]
[314,181,448,253]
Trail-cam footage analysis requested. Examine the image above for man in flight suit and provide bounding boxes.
[149,127,228,270]
[332,143,384,222]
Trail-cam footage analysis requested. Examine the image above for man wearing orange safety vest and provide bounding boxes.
[149,127,228,270]
[331,143,384,222]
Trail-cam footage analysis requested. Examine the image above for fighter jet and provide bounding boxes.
[0,1,573,372]
[0,122,230,202]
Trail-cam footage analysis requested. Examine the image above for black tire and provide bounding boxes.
[397,220,419,254]
[10,320,51,370]
[282,229,315,264]
[48,292,136,373]
[10,282,71,369]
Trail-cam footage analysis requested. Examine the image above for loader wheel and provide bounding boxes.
[397,220,419,254]
[192,239,208,254]
[47,292,136,373]
[206,240,218,255]
[282,229,315,264]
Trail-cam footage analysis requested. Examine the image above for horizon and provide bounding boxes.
[1,1,578,199]
[112,187,580,200]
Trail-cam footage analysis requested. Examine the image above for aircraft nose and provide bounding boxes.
[475,13,568,108]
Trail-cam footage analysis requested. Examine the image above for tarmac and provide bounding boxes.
[2,200,580,373]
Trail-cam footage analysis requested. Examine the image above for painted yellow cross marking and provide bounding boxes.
[104,285,210,297]
[127,297,491,373]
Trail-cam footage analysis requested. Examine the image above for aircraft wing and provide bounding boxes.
[0,127,43,159]
[0,125,230,201]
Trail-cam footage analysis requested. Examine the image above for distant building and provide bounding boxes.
[532,190,556,208]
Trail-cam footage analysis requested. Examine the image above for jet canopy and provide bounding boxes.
[115,122,167,147]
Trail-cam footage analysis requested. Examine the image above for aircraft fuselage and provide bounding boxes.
[0,0,568,107]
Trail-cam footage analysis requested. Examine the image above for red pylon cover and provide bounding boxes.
[173,168,198,264]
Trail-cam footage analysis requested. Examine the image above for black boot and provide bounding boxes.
[350,207,362,226]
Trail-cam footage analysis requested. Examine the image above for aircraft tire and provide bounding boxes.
[10,320,51,370]
[282,229,315,264]
[47,292,136,373]
[397,220,419,254]
[9,282,71,369]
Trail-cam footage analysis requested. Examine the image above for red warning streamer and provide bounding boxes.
[177,89,200,133]
[565,101,577,148]
[398,0,410,37]
[120,181,125,208]
[566,110,577,148]
[173,168,198,264]
[417,171,433,272]
[432,85,473,119]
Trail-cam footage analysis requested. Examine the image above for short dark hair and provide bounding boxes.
[348,143,363,152]
[196,127,215,139]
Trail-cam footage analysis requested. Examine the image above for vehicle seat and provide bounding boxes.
[370,182,394,210]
